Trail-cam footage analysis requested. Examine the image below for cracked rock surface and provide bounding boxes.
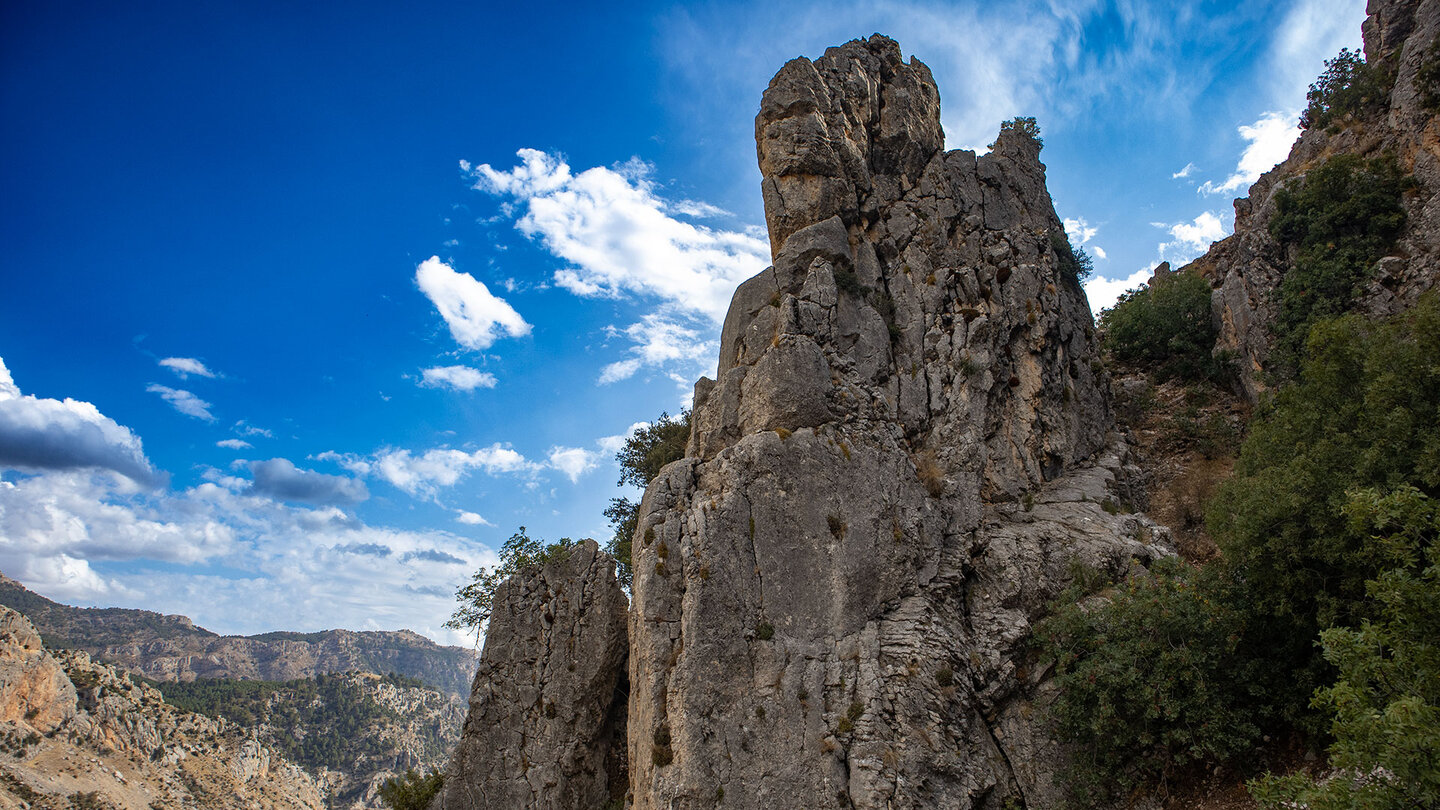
[628,35,1168,810]
[432,540,628,810]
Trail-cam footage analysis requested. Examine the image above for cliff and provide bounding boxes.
[624,35,1168,810]
[0,574,479,699]
[1195,0,1440,399]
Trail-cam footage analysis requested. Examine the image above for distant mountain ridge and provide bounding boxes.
[0,574,479,698]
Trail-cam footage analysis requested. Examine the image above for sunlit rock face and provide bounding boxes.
[628,35,1167,810]
[432,539,629,810]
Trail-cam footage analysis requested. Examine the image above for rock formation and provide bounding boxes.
[0,605,325,810]
[626,35,1167,810]
[432,539,629,810]
[1195,0,1440,399]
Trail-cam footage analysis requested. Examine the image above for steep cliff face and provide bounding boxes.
[1198,0,1440,399]
[432,540,629,810]
[628,36,1167,810]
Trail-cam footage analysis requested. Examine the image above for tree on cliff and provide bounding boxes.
[445,527,575,644]
[606,410,690,589]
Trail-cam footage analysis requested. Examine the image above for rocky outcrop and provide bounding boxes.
[432,540,629,810]
[1197,0,1440,399]
[0,605,325,810]
[628,35,1167,810]
[0,574,480,698]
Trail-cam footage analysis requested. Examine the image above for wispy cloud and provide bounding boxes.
[415,256,531,351]
[1172,162,1197,179]
[216,439,252,450]
[158,357,217,379]
[321,444,540,500]
[419,365,497,391]
[1199,111,1301,195]
[0,358,162,487]
[146,384,215,421]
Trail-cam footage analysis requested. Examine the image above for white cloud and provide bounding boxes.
[547,446,597,483]
[1266,0,1368,112]
[146,384,215,421]
[1158,211,1230,265]
[321,444,540,500]
[598,313,714,385]
[468,150,768,377]
[1172,162,1197,179]
[455,511,491,526]
[419,365,497,391]
[234,421,273,438]
[247,458,368,506]
[415,256,531,351]
[1091,246,1108,260]
[158,357,216,379]
[216,439,252,450]
[1084,267,1156,316]
[1199,111,1301,195]
[0,468,492,645]
[1063,217,1098,244]
[0,358,161,486]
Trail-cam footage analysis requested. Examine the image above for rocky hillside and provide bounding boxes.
[155,672,464,810]
[1194,0,1440,399]
[0,604,325,810]
[0,575,478,698]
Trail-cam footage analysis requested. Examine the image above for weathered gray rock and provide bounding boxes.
[630,35,1168,810]
[1198,0,1440,400]
[432,540,628,810]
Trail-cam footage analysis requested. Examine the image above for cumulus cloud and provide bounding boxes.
[216,439,252,450]
[158,357,217,379]
[0,468,492,644]
[415,256,531,351]
[321,444,539,499]
[1063,217,1098,244]
[247,458,368,506]
[1199,111,1301,195]
[470,150,768,323]
[548,446,598,483]
[1158,212,1230,264]
[455,510,492,526]
[419,365,497,391]
[146,384,215,421]
[0,358,161,486]
[1083,267,1156,316]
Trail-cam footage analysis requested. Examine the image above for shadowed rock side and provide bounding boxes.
[628,36,1168,810]
[1195,0,1440,400]
[431,540,629,810]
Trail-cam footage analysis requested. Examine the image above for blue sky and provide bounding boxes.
[0,0,1365,645]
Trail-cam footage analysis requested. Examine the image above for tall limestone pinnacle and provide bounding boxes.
[628,35,1167,810]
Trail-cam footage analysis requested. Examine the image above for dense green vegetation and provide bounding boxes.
[151,671,450,770]
[1300,48,1392,131]
[1099,268,1218,380]
[1040,294,1440,806]
[1267,153,1409,379]
[379,767,444,810]
[605,410,691,589]
[1051,232,1094,281]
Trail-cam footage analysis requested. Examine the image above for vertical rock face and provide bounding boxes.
[1199,0,1440,400]
[432,540,629,810]
[629,35,1167,810]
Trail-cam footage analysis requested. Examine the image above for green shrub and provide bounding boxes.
[1300,48,1392,130]
[1207,294,1440,720]
[1050,232,1093,281]
[1267,154,1409,379]
[1037,558,1264,806]
[1250,487,1440,810]
[605,410,691,589]
[379,768,444,810]
[1099,268,1218,381]
[990,116,1042,148]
